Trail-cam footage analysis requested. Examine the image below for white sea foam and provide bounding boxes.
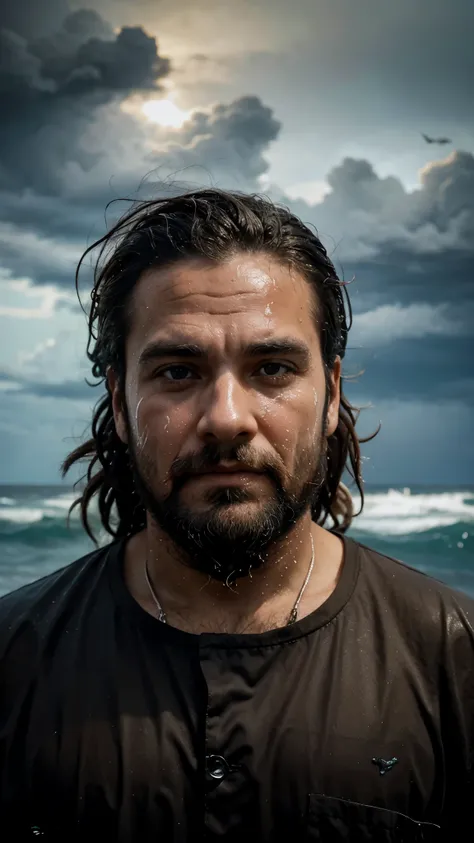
[42,495,76,509]
[0,493,80,525]
[351,488,474,535]
[0,487,472,536]
[0,497,15,506]
[0,507,52,524]
[0,486,100,529]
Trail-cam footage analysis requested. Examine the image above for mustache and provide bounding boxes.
[168,443,286,485]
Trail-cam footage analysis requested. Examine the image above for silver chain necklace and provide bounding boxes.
[144,534,315,627]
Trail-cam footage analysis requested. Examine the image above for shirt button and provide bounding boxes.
[206,754,228,780]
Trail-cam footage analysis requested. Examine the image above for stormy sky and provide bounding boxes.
[1,0,473,485]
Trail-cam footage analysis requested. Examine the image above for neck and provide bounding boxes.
[123,512,344,633]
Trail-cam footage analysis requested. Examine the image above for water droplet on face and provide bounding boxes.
[135,396,144,428]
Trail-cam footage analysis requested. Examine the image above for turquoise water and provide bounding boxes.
[0,484,473,598]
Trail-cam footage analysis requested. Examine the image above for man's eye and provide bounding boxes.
[159,365,194,381]
[258,362,293,378]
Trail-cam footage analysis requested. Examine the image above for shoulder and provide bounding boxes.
[0,542,118,650]
[0,542,123,721]
[348,536,474,647]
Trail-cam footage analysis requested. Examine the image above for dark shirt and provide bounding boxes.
[0,534,473,842]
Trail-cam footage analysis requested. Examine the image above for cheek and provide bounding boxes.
[133,396,192,461]
[259,388,321,458]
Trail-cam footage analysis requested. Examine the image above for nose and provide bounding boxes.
[196,373,258,444]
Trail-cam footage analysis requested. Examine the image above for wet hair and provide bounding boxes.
[62,187,379,542]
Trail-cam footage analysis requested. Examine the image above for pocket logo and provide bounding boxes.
[372,756,399,775]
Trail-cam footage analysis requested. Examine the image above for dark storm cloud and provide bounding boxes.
[180,96,280,149]
[1,8,169,96]
[0,93,282,291]
[0,0,472,487]
[300,146,474,411]
[0,220,82,286]
[153,95,281,187]
[344,335,474,408]
[0,190,109,242]
[413,151,474,234]
[2,128,473,295]
[0,2,472,334]
[278,150,474,315]
[30,11,169,94]
[0,9,171,193]
[298,151,474,260]
[0,0,71,39]
[329,251,474,312]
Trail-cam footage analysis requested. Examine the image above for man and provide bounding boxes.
[0,189,472,841]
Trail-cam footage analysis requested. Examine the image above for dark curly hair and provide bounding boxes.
[62,187,379,543]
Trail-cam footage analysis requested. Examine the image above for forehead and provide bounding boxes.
[127,252,320,348]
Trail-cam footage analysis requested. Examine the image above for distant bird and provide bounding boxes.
[421,133,452,145]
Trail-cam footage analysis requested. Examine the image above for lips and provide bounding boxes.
[195,465,261,475]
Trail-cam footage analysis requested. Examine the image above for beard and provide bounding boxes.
[125,414,329,584]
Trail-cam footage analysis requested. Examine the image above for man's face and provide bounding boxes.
[109,252,340,582]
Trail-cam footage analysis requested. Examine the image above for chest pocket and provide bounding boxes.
[307,794,441,841]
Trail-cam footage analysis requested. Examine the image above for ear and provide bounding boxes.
[325,356,341,438]
[106,366,128,445]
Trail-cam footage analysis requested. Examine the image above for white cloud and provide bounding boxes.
[281,150,474,263]
[351,302,462,347]
[18,337,57,369]
[14,328,89,382]
[0,278,67,319]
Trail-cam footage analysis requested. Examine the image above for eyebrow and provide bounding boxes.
[138,343,202,366]
[138,338,311,367]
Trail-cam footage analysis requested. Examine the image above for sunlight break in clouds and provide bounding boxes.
[285,179,332,205]
[142,98,190,127]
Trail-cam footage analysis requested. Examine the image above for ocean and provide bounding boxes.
[0,483,473,599]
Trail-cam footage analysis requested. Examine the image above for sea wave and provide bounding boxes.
[351,488,474,535]
[0,485,472,597]
[0,487,473,542]
[0,489,108,549]
[0,493,82,526]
